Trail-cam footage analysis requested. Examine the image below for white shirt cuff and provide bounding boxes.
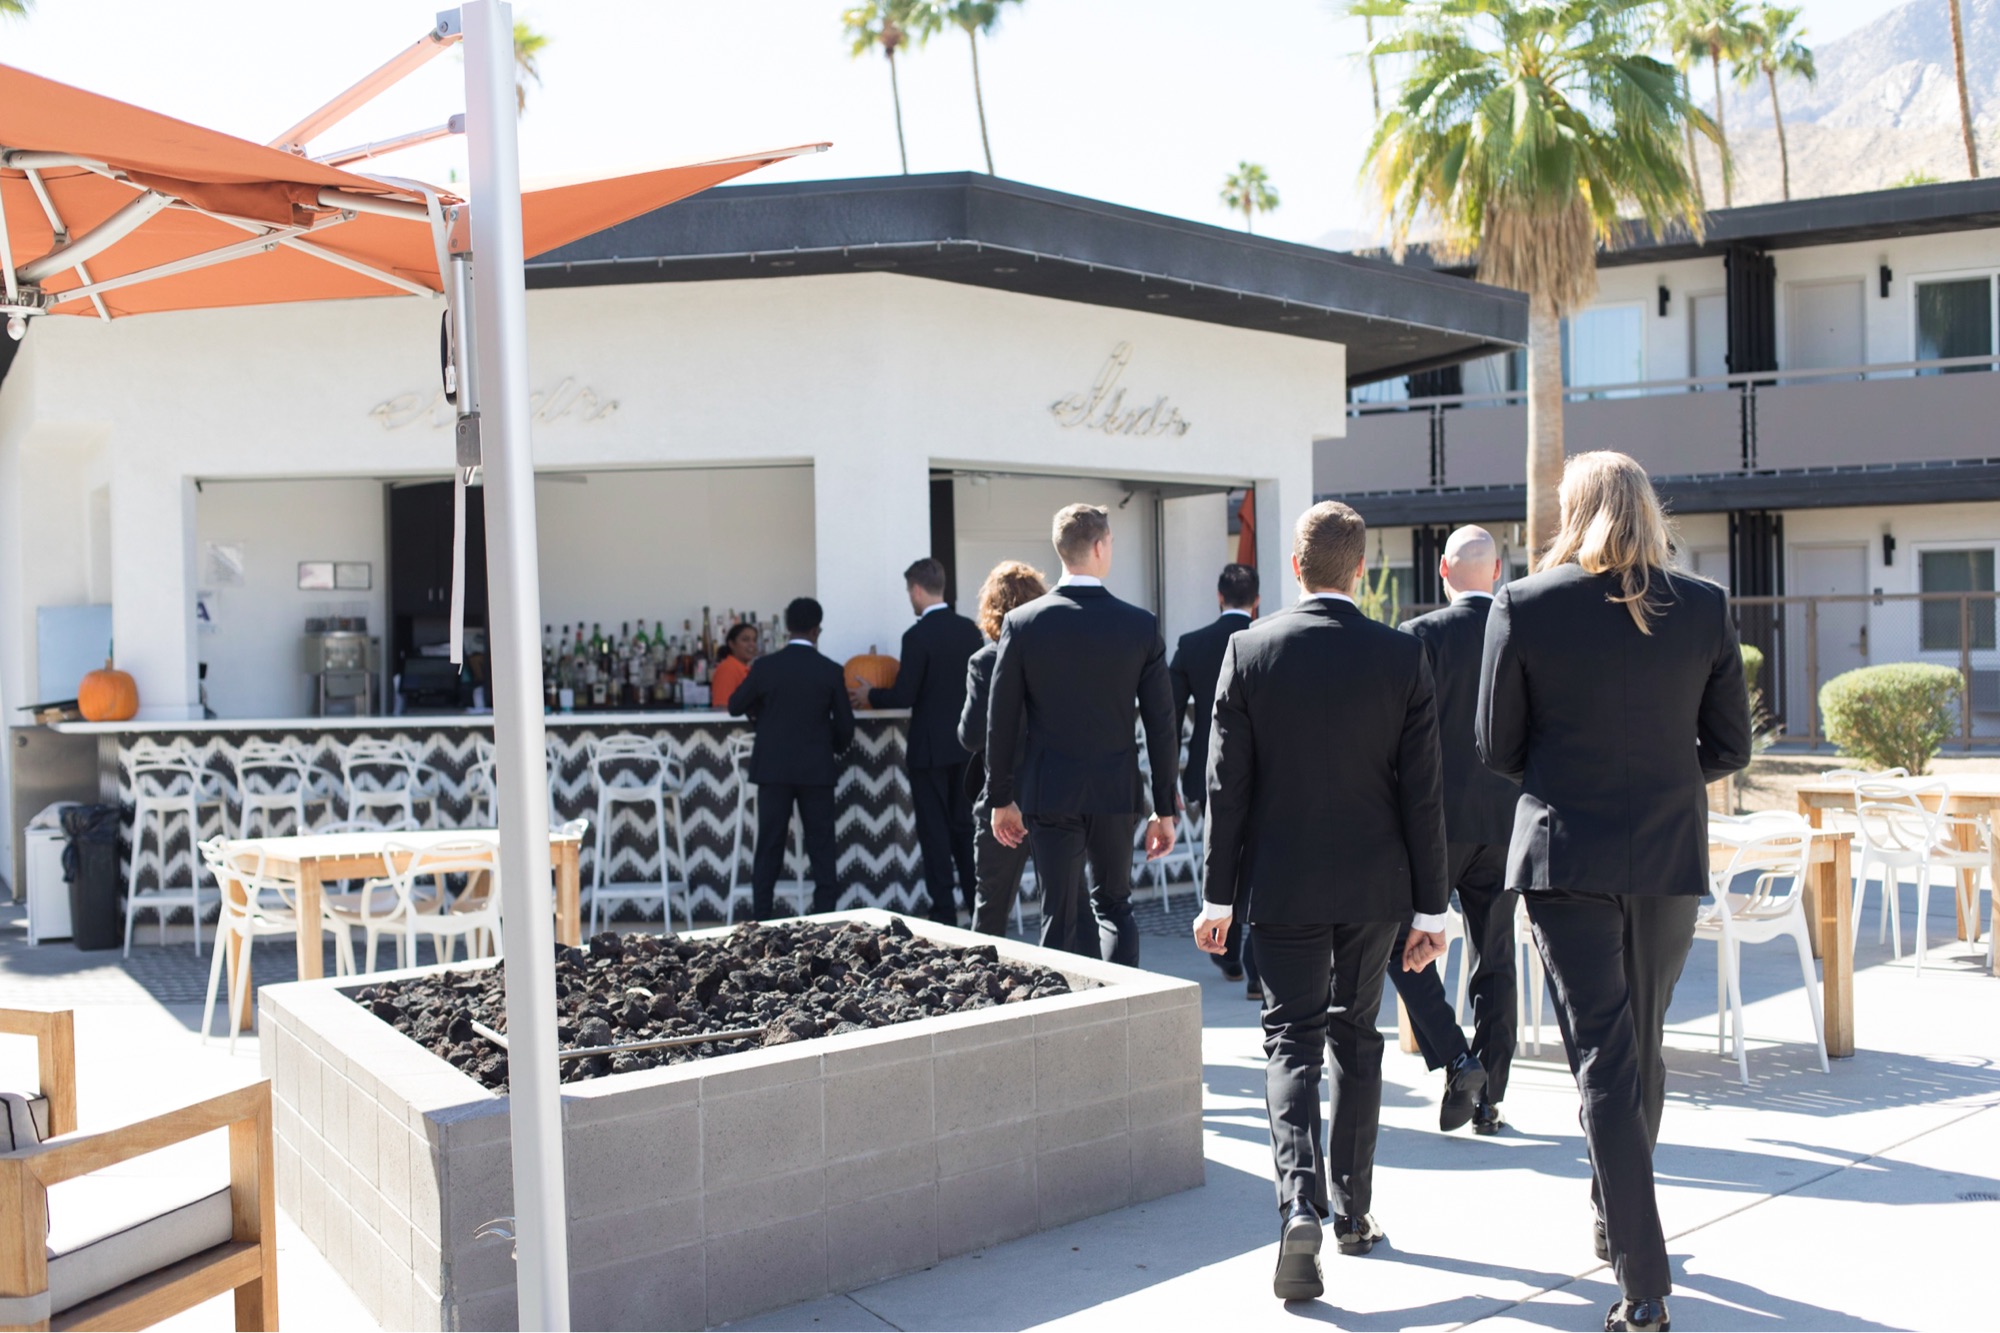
[1411,911,1450,934]
[1197,902,1233,923]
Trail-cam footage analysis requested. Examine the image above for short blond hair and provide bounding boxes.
[1542,451,1677,634]
[1052,504,1111,567]
[1294,501,1367,592]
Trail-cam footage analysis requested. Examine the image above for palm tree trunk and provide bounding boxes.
[1683,70,1707,213]
[1950,0,1980,178]
[888,47,909,175]
[968,29,995,175]
[1525,291,1565,566]
[1766,68,1790,202]
[1365,16,1381,121]
[1711,54,1732,208]
[1245,199,1254,234]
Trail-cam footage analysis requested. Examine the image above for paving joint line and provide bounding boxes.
[844,1289,904,1331]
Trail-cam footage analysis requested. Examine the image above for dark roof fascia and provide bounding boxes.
[1331,457,2000,527]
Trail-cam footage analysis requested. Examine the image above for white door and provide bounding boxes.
[1787,544,1870,737]
[1786,279,1865,376]
[1690,292,1728,384]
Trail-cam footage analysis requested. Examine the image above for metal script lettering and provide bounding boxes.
[369,378,620,430]
[1048,342,1191,437]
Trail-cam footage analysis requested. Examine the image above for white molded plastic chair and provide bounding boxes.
[400,841,502,965]
[1699,816,1828,1084]
[724,733,809,923]
[124,741,224,956]
[467,737,498,827]
[341,738,426,829]
[234,738,313,839]
[1134,804,1202,911]
[198,837,323,1052]
[1514,894,1547,1055]
[587,735,691,932]
[323,844,443,976]
[1853,780,1989,975]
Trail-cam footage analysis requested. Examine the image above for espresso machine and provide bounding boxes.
[303,620,381,716]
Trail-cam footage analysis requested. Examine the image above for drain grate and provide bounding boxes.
[1957,1191,2000,1202]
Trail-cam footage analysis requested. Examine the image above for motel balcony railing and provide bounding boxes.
[1334,354,2000,493]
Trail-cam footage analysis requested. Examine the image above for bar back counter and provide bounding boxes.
[46,711,924,922]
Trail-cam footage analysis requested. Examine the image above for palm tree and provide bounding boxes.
[0,0,32,17]
[1687,0,1750,207]
[1364,15,1382,119]
[513,21,550,116]
[1356,0,1715,561]
[1220,162,1280,233]
[1660,1,1712,212]
[844,2,921,174]
[918,1,1022,175]
[1949,0,1979,178]
[1734,5,1814,202]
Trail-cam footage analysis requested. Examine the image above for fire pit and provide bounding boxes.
[260,911,1203,1331]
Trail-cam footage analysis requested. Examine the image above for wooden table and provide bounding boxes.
[1796,775,1999,975]
[217,827,584,1029]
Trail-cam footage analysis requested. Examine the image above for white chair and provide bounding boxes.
[467,737,497,827]
[1699,817,1828,1085]
[341,738,426,830]
[322,842,447,976]
[1513,895,1546,1055]
[724,733,810,923]
[123,741,224,957]
[402,841,502,965]
[1818,767,1907,834]
[234,738,313,838]
[1853,780,1988,975]
[198,837,326,1053]
[587,735,691,933]
[1135,804,1202,911]
[1885,780,1992,974]
[1850,783,1931,964]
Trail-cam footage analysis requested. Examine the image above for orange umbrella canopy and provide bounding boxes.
[0,61,823,321]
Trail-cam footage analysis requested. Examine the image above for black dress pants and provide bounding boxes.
[1526,889,1698,1301]
[970,796,1033,936]
[1252,920,1398,1220]
[1026,812,1140,965]
[751,782,840,919]
[1386,843,1519,1102]
[910,761,977,923]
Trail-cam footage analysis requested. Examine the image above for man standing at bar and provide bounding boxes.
[986,504,1179,964]
[729,597,855,919]
[1195,501,1449,1303]
[850,558,985,927]
[1392,525,1522,1135]
[1170,562,1261,992]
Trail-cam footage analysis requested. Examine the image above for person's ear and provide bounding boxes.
[1290,553,1302,585]
[1439,555,1451,585]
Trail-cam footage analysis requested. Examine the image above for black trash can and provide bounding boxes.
[61,804,123,952]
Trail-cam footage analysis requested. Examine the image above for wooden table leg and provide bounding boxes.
[555,841,581,947]
[1798,795,1826,959]
[295,862,324,982]
[1951,814,1980,943]
[1396,993,1418,1055]
[1816,838,1855,1058]
[225,871,253,1034]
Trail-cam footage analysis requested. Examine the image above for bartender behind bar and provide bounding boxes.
[728,598,855,918]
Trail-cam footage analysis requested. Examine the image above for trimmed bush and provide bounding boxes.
[1740,644,1765,693]
[1819,663,1964,775]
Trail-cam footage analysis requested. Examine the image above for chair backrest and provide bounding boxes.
[343,739,419,793]
[1712,826,1812,919]
[237,740,309,795]
[727,732,754,768]
[589,735,672,791]
[1823,766,1907,785]
[1853,799,1934,855]
[197,837,302,920]
[386,840,499,916]
[130,740,207,798]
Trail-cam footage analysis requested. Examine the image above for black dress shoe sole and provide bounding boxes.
[1440,1063,1487,1133]
[1247,986,1264,1001]
[1472,1109,1504,1136]
[1605,1299,1670,1331]
[1334,1230,1381,1256]
[1274,1219,1323,1301]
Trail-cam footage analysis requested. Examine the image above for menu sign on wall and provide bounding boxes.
[1049,343,1191,438]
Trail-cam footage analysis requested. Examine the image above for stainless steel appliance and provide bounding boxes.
[303,630,381,717]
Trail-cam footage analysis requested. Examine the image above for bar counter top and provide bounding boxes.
[51,707,911,735]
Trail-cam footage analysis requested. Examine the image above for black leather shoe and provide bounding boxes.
[1247,981,1264,1001]
[1211,954,1245,982]
[1440,1053,1487,1132]
[1472,1100,1504,1135]
[1593,1217,1610,1262]
[1605,1297,1670,1330]
[1331,1212,1385,1255]
[1273,1202,1323,1301]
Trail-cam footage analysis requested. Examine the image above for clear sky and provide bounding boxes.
[1,0,1913,247]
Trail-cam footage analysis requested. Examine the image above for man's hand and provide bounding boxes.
[1402,928,1447,973]
[1193,911,1231,955]
[992,803,1027,848]
[846,681,873,710]
[1144,814,1177,860]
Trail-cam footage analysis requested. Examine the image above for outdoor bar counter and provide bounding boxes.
[48,710,923,921]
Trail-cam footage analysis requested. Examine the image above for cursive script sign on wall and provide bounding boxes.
[368,377,620,431]
[1049,343,1191,438]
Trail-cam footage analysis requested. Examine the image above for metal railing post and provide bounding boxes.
[1804,597,1820,749]
[1961,594,1975,751]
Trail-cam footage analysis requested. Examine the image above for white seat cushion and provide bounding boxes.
[45,1177,233,1315]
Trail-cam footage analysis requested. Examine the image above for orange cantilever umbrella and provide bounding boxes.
[0,59,823,327]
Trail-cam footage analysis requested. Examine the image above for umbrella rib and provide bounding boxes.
[195,206,438,298]
[57,218,334,304]
[0,188,16,303]
[23,168,111,321]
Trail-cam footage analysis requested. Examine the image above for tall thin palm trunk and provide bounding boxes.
[1365,16,1381,120]
[1525,292,1565,565]
[967,29,995,174]
[1711,54,1733,206]
[1950,0,1980,178]
[888,47,909,174]
[1765,67,1791,200]
[1683,70,1707,212]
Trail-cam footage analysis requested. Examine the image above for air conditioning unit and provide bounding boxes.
[1972,668,2000,715]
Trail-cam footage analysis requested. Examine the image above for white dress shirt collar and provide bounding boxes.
[1451,590,1495,603]
[919,602,949,617]
[1220,608,1251,619]
[785,638,816,650]
[1057,573,1104,588]
[1302,590,1357,607]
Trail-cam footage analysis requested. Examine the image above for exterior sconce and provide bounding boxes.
[1882,530,1897,566]
[1657,283,1670,317]
[1879,264,1893,298]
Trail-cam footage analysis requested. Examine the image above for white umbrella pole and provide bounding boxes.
[460,2,570,1328]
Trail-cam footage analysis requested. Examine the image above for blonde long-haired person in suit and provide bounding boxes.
[1477,452,1752,1333]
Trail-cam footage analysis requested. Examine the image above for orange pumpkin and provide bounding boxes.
[845,646,899,692]
[79,659,139,722]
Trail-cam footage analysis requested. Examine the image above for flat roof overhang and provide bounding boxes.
[524,172,1525,385]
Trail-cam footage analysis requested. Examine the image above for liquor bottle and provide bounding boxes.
[680,621,695,677]
[700,606,714,662]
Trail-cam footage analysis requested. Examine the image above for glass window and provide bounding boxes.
[1919,548,1997,651]
[1563,304,1646,396]
[1461,350,1524,399]
[1349,376,1410,405]
[1915,277,1994,374]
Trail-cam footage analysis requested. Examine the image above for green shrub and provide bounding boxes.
[1819,663,1964,774]
[1740,644,1764,692]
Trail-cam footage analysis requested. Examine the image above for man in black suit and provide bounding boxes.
[851,558,986,926]
[1170,562,1260,988]
[728,597,856,919]
[1195,500,1449,1303]
[1392,525,1522,1135]
[986,504,1178,964]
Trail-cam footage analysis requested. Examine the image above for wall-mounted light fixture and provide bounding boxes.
[1879,263,1893,298]
[1882,529,1897,566]
[1658,282,1671,317]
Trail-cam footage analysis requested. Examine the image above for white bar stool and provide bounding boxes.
[341,738,424,830]
[123,741,224,956]
[233,739,312,839]
[587,735,690,933]
[724,733,809,923]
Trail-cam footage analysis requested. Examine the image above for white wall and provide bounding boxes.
[951,474,1158,620]
[194,479,389,719]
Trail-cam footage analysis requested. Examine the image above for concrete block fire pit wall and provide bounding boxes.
[259,910,1204,1331]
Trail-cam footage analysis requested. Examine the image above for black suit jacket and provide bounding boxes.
[1476,565,1753,897]
[867,606,985,770]
[1399,596,1520,846]
[956,640,1016,806]
[985,584,1178,816]
[1169,612,1253,807]
[1202,598,1449,925]
[728,642,856,787]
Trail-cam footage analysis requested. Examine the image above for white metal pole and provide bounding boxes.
[459,3,570,1328]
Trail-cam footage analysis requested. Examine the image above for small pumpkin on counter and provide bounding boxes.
[844,646,899,693]
[79,658,139,722]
